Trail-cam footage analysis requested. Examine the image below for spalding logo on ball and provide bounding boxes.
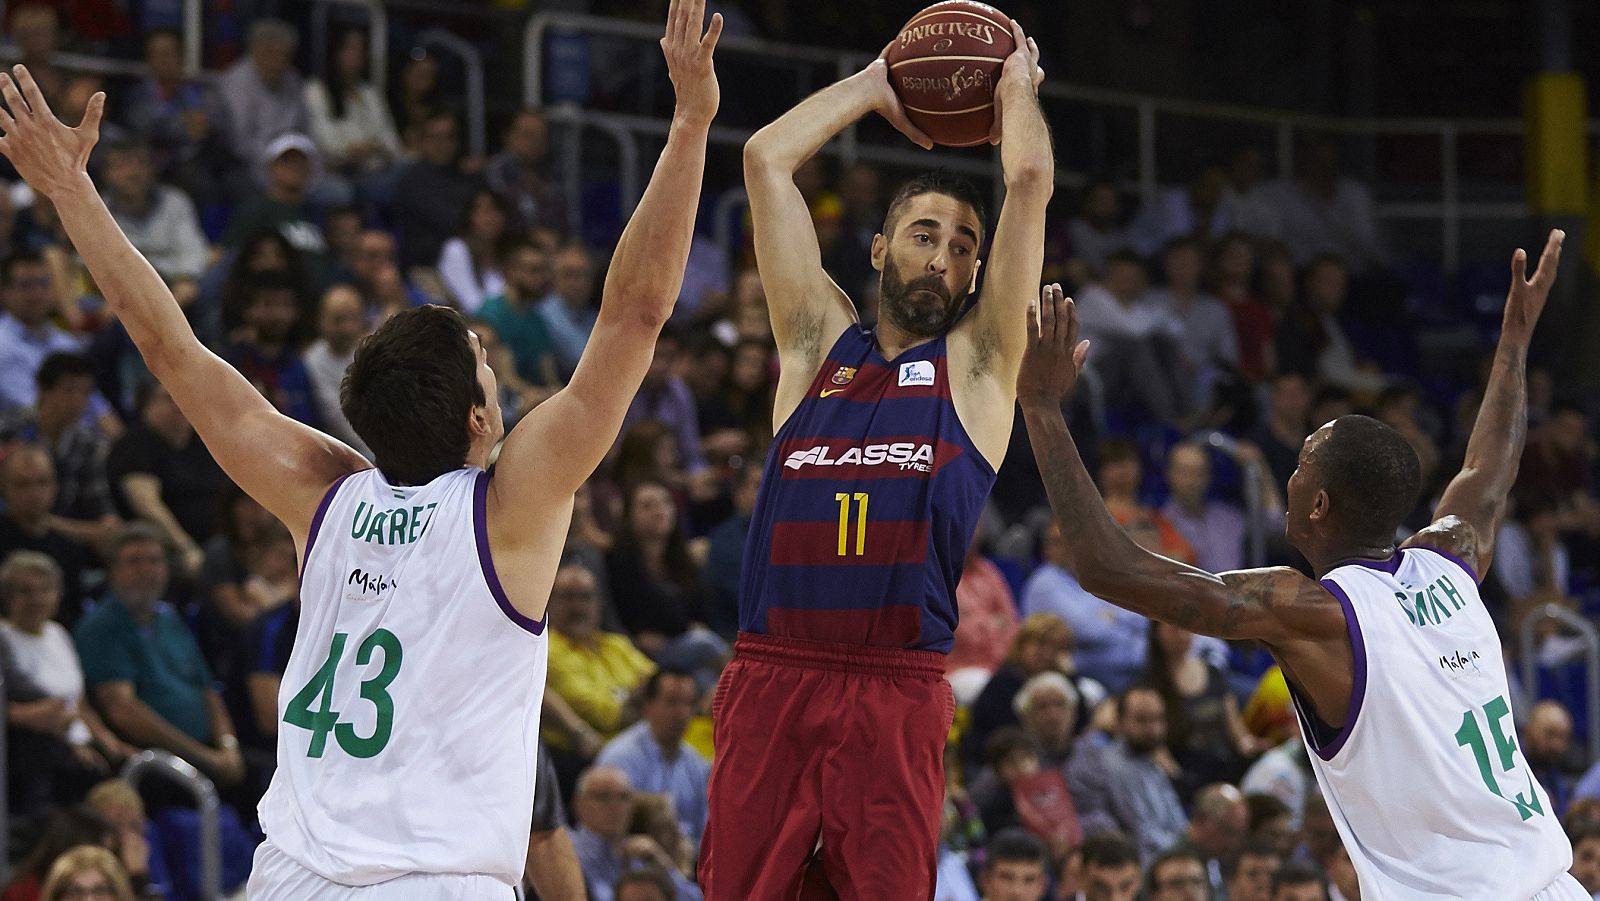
[885,0,1016,148]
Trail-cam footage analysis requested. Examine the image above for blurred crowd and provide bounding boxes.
[0,5,1598,901]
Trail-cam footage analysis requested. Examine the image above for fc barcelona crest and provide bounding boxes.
[831,366,857,386]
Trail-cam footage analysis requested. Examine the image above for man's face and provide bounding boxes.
[106,148,153,199]
[1166,446,1211,509]
[111,540,170,606]
[1020,685,1076,750]
[2,450,56,522]
[354,232,396,283]
[1548,410,1587,454]
[1083,862,1141,901]
[1571,836,1600,892]
[644,674,698,748]
[1525,706,1573,767]
[547,566,601,638]
[1271,884,1326,901]
[1284,426,1332,550]
[38,373,94,425]
[4,567,60,631]
[467,331,504,447]
[6,261,53,327]
[245,288,300,346]
[1305,262,1347,314]
[1228,854,1279,901]
[251,40,294,85]
[1103,260,1146,302]
[146,33,183,82]
[1120,689,1167,754]
[318,287,367,353]
[13,8,57,60]
[1272,374,1311,424]
[419,117,459,166]
[553,247,594,305]
[1163,245,1203,292]
[574,771,634,838]
[1151,858,1208,901]
[980,859,1048,901]
[874,192,980,340]
[506,112,549,163]
[269,152,313,199]
[507,246,552,299]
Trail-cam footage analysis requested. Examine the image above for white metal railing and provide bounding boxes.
[1520,603,1600,764]
[121,750,223,901]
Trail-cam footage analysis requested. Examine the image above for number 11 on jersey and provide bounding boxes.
[835,492,868,556]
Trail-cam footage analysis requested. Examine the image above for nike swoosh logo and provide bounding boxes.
[820,389,847,397]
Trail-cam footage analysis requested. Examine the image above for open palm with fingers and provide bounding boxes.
[661,0,723,129]
[0,65,104,199]
[1017,283,1090,405]
[1502,229,1563,344]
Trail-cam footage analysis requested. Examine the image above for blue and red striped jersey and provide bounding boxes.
[739,326,997,653]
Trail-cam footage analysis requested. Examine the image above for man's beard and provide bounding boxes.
[878,254,966,339]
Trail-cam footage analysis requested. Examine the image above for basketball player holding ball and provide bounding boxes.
[699,4,1049,898]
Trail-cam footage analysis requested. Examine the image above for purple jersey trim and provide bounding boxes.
[1300,577,1368,761]
[1408,544,1481,585]
[1333,552,1402,575]
[473,470,546,636]
[299,471,357,588]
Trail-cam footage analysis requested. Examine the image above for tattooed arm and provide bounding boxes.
[1403,230,1564,581]
[1016,285,1346,644]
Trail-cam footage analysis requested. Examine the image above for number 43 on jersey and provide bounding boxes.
[284,629,404,759]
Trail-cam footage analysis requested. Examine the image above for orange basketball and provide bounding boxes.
[884,1,1015,148]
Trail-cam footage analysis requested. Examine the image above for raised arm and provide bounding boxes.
[954,21,1051,385]
[489,0,720,515]
[0,67,365,538]
[1016,285,1345,646]
[744,51,930,418]
[1403,230,1564,579]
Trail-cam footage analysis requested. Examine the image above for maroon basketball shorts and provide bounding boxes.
[698,632,955,901]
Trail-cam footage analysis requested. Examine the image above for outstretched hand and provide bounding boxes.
[1017,283,1089,405]
[1502,228,1563,345]
[0,66,103,199]
[661,0,723,128]
[989,18,1043,145]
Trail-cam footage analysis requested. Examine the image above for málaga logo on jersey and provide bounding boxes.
[898,360,935,387]
[784,441,935,472]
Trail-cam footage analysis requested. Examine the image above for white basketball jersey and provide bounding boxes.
[1295,547,1571,900]
[258,468,548,887]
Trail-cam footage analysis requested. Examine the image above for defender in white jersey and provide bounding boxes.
[1016,229,1582,901]
[0,1,722,894]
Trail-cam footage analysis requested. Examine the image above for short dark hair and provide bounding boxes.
[1270,859,1327,896]
[1104,248,1148,271]
[984,726,1038,769]
[3,250,46,284]
[1223,838,1281,879]
[883,170,988,240]
[986,827,1047,868]
[342,305,486,485]
[613,866,674,901]
[35,352,93,392]
[1079,830,1139,870]
[1148,846,1206,892]
[1246,792,1291,831]
[642,667,697,702]
[1312,414,1421,544]
[112,521,168,559]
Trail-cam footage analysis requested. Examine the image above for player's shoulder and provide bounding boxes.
[1401,516,1483,584]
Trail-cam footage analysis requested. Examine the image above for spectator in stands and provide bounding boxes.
[572,766,702,901]
[0,352,118,536]
[596,667,711,843]
[1142,621,1263,801]
[1,551,130,816]
[545,558,653,760]
[1249,372,1311,491]
[38,845,134,901]
[124,30,232,207]
[539,241,601,379]
[1073,830,1142,901]
[324,206,363,275]
[202,227,311,350]
[1275,255,1385,396]
[83,780,171,901]
[394,110,482,269]
[0,252,84,414]
[964,614,1089,771]
[477,235,560,388]
[437,189,510,314]
[1312,840,1358,901]
[1376,384,1442,491]
[1013,671,1081,772]
[696,339,773,459]
[10,6,64,108]
[223,270,318,425]
[970,729,1081,864]
[979,828,1049,901]
[1022,524,1147,693]
[607,480,717,660]
[1130,166,1232,257]
[1066,179,1132,279]
[305,27,404,203]
[1566,819,1600,899]
[1523,700,1577,819]
[1,805,116,901]
[1147,238,1237,418]
[75,524,244,788]
[1169,783,1249,899]
[1517,401,1594,517]
[1161,441,1282,575]
[1268,861,1327,901]
[487,108,568,230]
[1223,146,1280,240]
[1075,251,1180,423]
[101,139,208,310]
[218,20,310,180]
[303,284,371,456]
[630,792,698,882]
[105,382,225,578]
[345,229,432,315]
[1225,840,1281,901]
[1097,687,1186,864]
[1243,792,1297,857]
[1241,743,1312,834]
[616,867,678,901]
[948,536,1022,676]
[623,328,708,475]
[1209,233,1274,383]
[1147,847,1209,901]
[389,49,445,150]
[1267,138,1385,273]
[0,446,95,624]
[702,462,759,641]
[197,484,280,639]
[222,135,329,270]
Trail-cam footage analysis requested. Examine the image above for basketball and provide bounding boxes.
[884,1,1016,148]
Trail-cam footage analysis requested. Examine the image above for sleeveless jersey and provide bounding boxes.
[1291,547,1571,900]
[258,467,548,887]
[740,326,996,652]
